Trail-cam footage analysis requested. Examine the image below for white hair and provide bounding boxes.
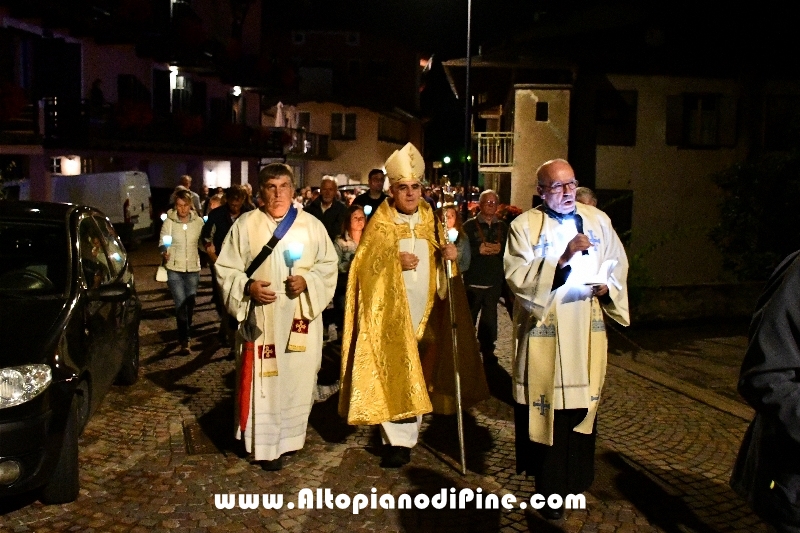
[320,175,338,187]
[479,189,498,202]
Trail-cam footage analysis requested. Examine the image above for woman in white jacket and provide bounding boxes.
[160,189,204,354]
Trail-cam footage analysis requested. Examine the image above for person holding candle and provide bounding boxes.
[331,205,366,336]
[351,168,388,222]
[339,143,487,468]
[202,185,253,348]
[160,189,204,355]
[214,163,338,471]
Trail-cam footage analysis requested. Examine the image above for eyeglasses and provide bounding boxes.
[541,180,578,193]
[482,200,498,206]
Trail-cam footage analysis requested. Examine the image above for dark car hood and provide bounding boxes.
[0,297,69,367]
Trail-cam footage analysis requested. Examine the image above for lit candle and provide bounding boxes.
[284,242,304,275]
[286,242,304,262]
[363,205,373,216]
[162,235,172,248]
[447,228,459,243]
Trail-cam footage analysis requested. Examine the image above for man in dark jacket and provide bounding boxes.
[732,250,800,532]
[462,189,507,365]
[305,176,346,338]
[202,185,252,346]
[305,176,346,241]
[352,169,388,221]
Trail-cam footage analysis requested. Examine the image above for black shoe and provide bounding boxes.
[261,457,283,471]
[380,446,411,468]
[538,505,563,520]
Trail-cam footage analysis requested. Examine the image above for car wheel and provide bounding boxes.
[40,396,80,504]
[116,328,139,385]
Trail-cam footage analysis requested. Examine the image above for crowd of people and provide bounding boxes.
[150,144,800,530]
[155,149,632,522]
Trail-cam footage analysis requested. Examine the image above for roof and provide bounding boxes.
[0,201,83,221]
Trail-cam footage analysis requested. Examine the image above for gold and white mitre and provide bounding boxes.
[384,142,425,186]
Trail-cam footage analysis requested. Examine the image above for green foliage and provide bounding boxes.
[710,151,800,281]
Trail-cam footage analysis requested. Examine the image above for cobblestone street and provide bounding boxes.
[1,245,769,532]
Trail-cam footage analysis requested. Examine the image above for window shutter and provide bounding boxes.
[665,95,683,146]
[331,113,342,138]
[718,96,738,147]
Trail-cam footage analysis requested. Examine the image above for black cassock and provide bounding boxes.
[514,405,596,498]
[732,250,800,529]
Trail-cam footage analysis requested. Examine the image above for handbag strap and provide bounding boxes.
[245,206,298,277]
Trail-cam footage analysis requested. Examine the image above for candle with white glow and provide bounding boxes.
[447,228,459,243]
[162,235,172,248]
[285,242,304,275]
[363,205,373,216]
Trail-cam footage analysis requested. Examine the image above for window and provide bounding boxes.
[666,93,737,148]
[596,90,637,146]
[79,217,112,288]
[535,101,549,122]
[764,95,800,151]
[297,112,310,130]
[378,116,409,144]
[94,216,126,278]
[331,113,356,140]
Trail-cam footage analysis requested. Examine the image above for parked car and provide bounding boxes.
[0,201,141,504]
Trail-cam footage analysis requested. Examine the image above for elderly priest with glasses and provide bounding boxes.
[504,158,629,520]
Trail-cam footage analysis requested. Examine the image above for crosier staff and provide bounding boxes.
[441,217,467,475]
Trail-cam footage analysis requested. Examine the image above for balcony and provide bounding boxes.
[475,132,514,172]
[36,97,329,160]
[0,103,41,145]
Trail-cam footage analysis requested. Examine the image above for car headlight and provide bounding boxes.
[0,365,52,409]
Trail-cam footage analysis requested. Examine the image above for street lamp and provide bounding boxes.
[463,0,473,196]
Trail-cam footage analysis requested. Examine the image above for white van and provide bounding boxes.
[52,171,152,243]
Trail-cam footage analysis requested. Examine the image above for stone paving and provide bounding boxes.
[0,245,769,532]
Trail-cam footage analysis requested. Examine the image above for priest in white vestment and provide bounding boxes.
[216,163,338,471]
[504,158,629,520]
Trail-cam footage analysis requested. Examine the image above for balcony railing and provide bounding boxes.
[476,132,514,170]
[37,97,329,159]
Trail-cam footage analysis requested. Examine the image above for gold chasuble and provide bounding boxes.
[339,199,439,425]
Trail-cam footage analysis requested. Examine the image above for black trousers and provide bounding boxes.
[466,283,503,357]
[514,404,596,498]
